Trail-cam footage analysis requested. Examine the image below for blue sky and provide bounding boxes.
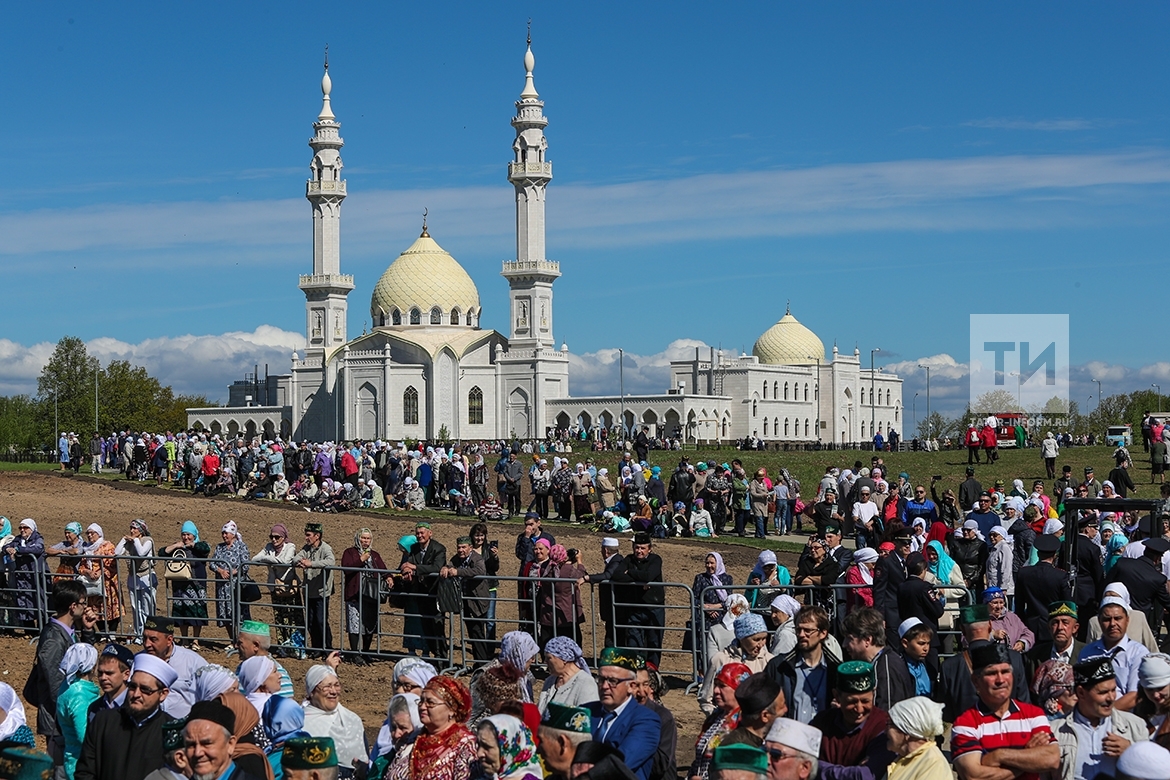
[2,3,1168,416]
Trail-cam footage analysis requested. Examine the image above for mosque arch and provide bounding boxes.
[391,309,402,326]
[430,306,443,325]
[451,308,461,326]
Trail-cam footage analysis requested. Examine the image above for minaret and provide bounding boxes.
[502,30,560,347]
[299,50,354,354]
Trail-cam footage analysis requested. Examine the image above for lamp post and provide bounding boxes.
[807,355,822,446]
[1093,380,1102,418]
[870,348,880,447]
[913,392,919,438]
[1154,384,1162,414]
[917,364,931,437]
[619,348,626,441]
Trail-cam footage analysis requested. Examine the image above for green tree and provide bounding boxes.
[0,395,44,450]
[917,411,947,439]
[37,336,99,439]
[973,389,1020,413]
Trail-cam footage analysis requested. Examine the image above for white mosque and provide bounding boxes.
[187,42,902,446]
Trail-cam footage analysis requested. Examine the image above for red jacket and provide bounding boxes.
[966,427,980,447]
[340,450,359,477]
[980,426,998,448]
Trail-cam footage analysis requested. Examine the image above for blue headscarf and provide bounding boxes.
[262,695,307,746]
[925,540,957,584]
[0,517,11,539]
[181,520,200,542]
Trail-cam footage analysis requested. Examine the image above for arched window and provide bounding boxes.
[764,419,769,436]
[895,408,900,422]
[784,418,790,436]
[773,381,779,399]
[773,417,779,437]
[391,309,402,326]
[468,309,477,327]
[451,308,461,326]
[804,383,809,401]
[409,308,421,325]
[763,381,768,399]
[403,386,419,425]
[784,382,790,400]
[886,389,891,405]
[752,400,758,417]
[804,418,810,436]
[468,386,484,425]
[430,307,442,325]
[861,388,866,405]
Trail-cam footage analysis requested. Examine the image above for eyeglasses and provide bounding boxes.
[126,681,162,695]
[765,747,799,762]
[270,535,283,540]
[795,625,824,635]
[394,681,421,693]
[418,697,447,708]
[598,675,634,688]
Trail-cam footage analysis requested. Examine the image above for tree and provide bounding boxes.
[972,390,1019,414]
[38,336,100,439]
[0,395,44,451]
[917,411,947,440]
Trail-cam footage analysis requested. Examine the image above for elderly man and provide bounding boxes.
[722,674,787,749]
[579,538,624,647]
[1029,601,1084,669]
[952,642,1059,780]
[281,736,339,780]
[440,536,490,662]
[233,621,294,698]
[764,606,841,725]
[400,521,448,659]
[935,605,1030,724]
[711,745,768,780]
[75,653,178,780]
[1109,536,1170,636]
[142,616,207,719]
[611,533,666,667]
[1079,596,1151,712]
[183,700,263,780]
[763,718,821,780]
[587,648,661,780]
[1052,657,1148,780]
[631,666,677,780]
[538,704,593,780]
[810,661,896,780]
[296,522,336,653]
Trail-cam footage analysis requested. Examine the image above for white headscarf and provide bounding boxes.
[721,594,752,631]
[238,655,276,715]
[391,658,437,689]
[371,693,421,761]
[1043,518,1064,536]
[888,696,945,740]
[0,682,27,742]
[82,523,105,552]
[304,665,337,697]
[59,643,98,686]
[194,664,239,701]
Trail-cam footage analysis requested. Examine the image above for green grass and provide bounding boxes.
[0,461,63,472]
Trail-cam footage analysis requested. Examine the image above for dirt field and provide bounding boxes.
[0,470,800,765]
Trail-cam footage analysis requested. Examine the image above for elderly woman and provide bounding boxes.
[596,468,616,511]
[114,519,156,643]
[77,524,121,635]
[885,697,949,780]
[984,587,1034,653]
[57,643,99,780]
[923,540,966,634]
[262,696,309,780]
[194,665,273,780]
[747,469,771,539]
[469,631,539,726]
[537,636,598,712]
[845,547,878,609]
[341,528,390,663]
[699,613,774,714]
[475,714,543,780]
[768,594,802,655]
[238,654,283,716]
[393,657,438,696]
[370,693,421,780]
[746,550,788,609]
[693,553,733,634]
[985,525,1014,597]
[688,662,752,780]
[1031,660,1076,722]
[389,676,475,780]
[162,520,211,647]
[212,521,251,638]
[48,522,84,582]
[252,524,299,646]
[689,499,716,538]
[7,519,46,629]
[705,594,750,668]
[303,665,367,778]
[1138,653,1170,748]
[537,545,585,646]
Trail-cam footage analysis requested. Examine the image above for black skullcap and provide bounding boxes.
[187,700,236,736]
[573,741,625,765]
[734,673,782,716]
[1074,657,1116,688]
[969,640,1012,671]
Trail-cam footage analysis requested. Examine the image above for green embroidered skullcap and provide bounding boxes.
[239,620,270,637]
[959,603,990,625]
[1048,601,1078,620]
[162,718,188,753]
[456,536,473,546]
[836,661,875,693]
[415,521,432,530]
[598,647,645,672]
[304,522,324,534]
[0,748,53,780]
[541,702,592,735]
[711,745,768,775]
[282,737,338,770]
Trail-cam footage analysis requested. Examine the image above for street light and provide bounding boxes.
[917,364,931,437]
[807,355,822,445]
[1093,379,1102,418]
[619,348,626,441]
[870,348,880,447]
[1155,384,1163,414]
[913,392,919,438]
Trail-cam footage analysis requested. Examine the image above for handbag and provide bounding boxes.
[77,574,103,598]
[240,580,263,603]
[165,548,193,581]
[437,577,462,614]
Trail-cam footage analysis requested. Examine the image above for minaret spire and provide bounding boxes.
[319,45,335,121]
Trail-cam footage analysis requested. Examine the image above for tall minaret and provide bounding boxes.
[502,30,560,347]
[299,50,354,355]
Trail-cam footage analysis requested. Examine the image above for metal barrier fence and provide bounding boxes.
[5,551,971,693]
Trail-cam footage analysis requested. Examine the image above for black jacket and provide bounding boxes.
[958,478,983,513]
[948,536,988,591]
[1014,560,1072,642]
[872,554,907,645]
[872,647,914,712]
[25,619,94,736]
[1108,466,1136,497]
[612,553,665,608]
[897,577,945,632]
[75,706,174,780]
[1110,556,1170,629]
[1074,533,1104,609]
[586,552,626,622]
[763,645,842,712]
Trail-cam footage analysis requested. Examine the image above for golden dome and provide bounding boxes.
[752,310,826,365]
[370,231,481,327]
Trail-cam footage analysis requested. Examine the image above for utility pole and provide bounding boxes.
[918,364,931,438]
[619,348,625,442]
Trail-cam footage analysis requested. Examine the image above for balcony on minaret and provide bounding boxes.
[501,259,560,279]
[299,273,355,291]
[307,180,347,196]
[508,161,552,181]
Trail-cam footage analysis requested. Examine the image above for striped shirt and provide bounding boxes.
[952,699,1054,780]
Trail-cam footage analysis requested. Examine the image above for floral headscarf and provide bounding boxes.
[480,714,543,780]
[549,544,568,565]
[422,676,472,723]
[64,522,83,538]
[543,636,589,672]
[1031,660,1075,718]
[500,632,540,675]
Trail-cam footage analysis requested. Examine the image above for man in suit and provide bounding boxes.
[1013,534,1072,643]
[1074,516,1104,621]
[1028,601,1085,672]
[588,648,661,780]
[400,521,448,659]
[872,531,911,647]
[1110,536,1170,636]
[896,553,945,654]
[611,533,665,667]
[579,538,624,647]
[441,536,490,662]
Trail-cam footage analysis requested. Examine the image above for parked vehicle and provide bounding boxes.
[1106,424,1133,447]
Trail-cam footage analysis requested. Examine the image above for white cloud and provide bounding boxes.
[568,339,711,397]
[884,353,969,381]
[962,118,1118,132]
[0,327,306,403]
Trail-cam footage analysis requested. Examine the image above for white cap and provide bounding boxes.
[602,537,619,548]
[131,652,179,688]
[898,617,924,638]
[765,718,821,756]
[1118,742,1170,779]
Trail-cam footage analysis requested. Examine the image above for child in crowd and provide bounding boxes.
[898,618,936,697]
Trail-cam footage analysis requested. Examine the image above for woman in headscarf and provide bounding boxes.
[885,697,949,780]
[984,587,1034,652]
[705,594,750,669]
[369,694,421,780]
[540,544,586,645]
[389,676,475,780]
[114,519,156,643]
[596,468,616,510]
[692,553,733,635]
[302,665,366,779]
[47,522,84,582]
[212,521,251,640]
[537,636,598,712]
[1031,660,1076,722]
[985,526,1014,597]
[76,523,121,635]
[688,662,752,780]
[768,594,802,655]
[251,524,298,646]
[239,654,282,716]
[392,658,438,696]
[699,614,774,714]
[341,528,390,664]
[162,520,211,648]
[794,537,839,611]
[0,682,34,751]
[922,540,966,635]
[56,643,99,780]
[1104,525,1129,575]
[7,519,46,629]
[1138,653,1170,748]
[845,547,878,609]
[469,631,539,727]
[262,696,309,780]
[746,550,789,609]
[474,714,543,780]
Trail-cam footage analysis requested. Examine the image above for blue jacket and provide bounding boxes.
[588,700,661,780]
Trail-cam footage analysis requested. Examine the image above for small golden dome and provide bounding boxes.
[752,310,826,365]
[370,232,481,327]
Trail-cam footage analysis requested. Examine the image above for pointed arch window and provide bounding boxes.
[804,418,810,436]
[784,418,790,436]
[451,308,461,326]
[409,308,421,325]
[430,307,443,325]
[861,388,866,405]
[773,381,779,399]
[804,383,809,401]
[784,382,790,400]
[468,386,484,425]
[763,381,768,399]
[403,386,419,425]
[391,309,402,326]
[886,389,891,405]
[764,419,770,436]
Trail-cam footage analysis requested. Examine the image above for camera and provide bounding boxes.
[489,540,499,549]
[932,475,942,481]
